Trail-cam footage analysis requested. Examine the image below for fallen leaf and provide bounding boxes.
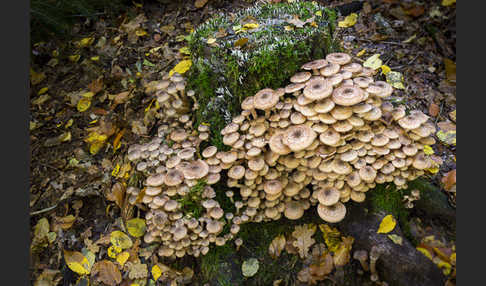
[436,130,456,146]
[88,77,104,94]
[126,218,147,238]
[152,264,162,281]
[319,224,341,253]
[53,215,76,231]
[38,87,48,95]
[34,269,61,286]
[194,0,208,8]
[116,251,130,267]
[112,91,131,105]
[363,54,382,70]
[404,6,425,17]
[442,0,456,6]
[332,236,354,267]
[91,260,122,286]
[234,38,249,47]
[423,145,434,155]
[206,38,216,44]
[292,224,317,259]
[242,258,259,277]
[385,71,405,89]
[416,247,433,260]
[449,110,456,122]
[111,230,133,250]
[356,49,366,57]
[380,64,391,75]
[169,60,192,76]
[64,250,92,275]
[338,13,358,28]
[31,217,50,250]
[388,234,403,245]
[377,215,396,234]
[106,182,125,209]
[69,55,80,62]
[243,23,259,29]
[441,169,456,191]
[127,261,148,279]
[268,234,286,259]
[112,128,126,153]
[443,58,456,84]
[429,103,440,117]
[30,68,46,85]
[78,37,94,48]
[77,98,91,112]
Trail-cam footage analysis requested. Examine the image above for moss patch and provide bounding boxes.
[187,1,339,148]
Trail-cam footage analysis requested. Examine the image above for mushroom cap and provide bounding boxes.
[206,220,223,234]
[285,82,306,93]
[177,147,196,160]
[366,81,393,98]
[173,226,188,241]
[353,76,373,88]
[290,71,312,83]
[170,129,188,142]
[283,124,317,152]
[284,201,305,220]
[181,159,209,179]
[398,114,422,130]
[326,52,352,65]
[223,132,240,146]
[313,98,335,113]
[241,96,255,110]
[317,202,347,223]
[228,165,246,180]
[254,88,279,110]
[350,191,366,202]
[146,173,165,187]
[371,134,390,147]
[346,171,362,187]
[221,122,239,135]
[412,153,431,169]
[342,62,363,74]
[332,159,352,175]
[320,62,341,77]
[301,59,328,71]
[332,86,364,106]
[264,179,283,195]
[317,187,341,206]
[303,77,333,100]
[269,132,292,155]
[359,166,377,182]
[145,186,162,196]
[164,169,184,186]
[327,73,344,86]
[333,120,353,133]
[202,146,218,158]
[319,129,341,145]
[331,106,353,120]
[353,102,373,114]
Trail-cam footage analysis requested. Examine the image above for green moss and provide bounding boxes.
[177,179,207,218]
[187,0,339,149]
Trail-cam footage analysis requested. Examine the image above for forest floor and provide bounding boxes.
[29,0,456,285]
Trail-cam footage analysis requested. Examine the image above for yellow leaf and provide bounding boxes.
[356,49,366,57]
[377,214,396,234]
[385,71,405,89]
[64,250,92,275]
[116,251,130,267]
[77,98,91,112]
[426,166,439,174]
[338,13,358,28]
[30,68,46,85]
[315,10,322,17]
[380,65,391,75]
[79,37,94,47]
[234,38,249,47]
[113,128,126,153]
[152,264,162,281]
[268,234,286,259]
[111,164,120,177]
[416,247,433,260]
[423,145,434,155]
[207,38,216,44]
[387,234,403,245]
[436,130,456,146]
[59,132,71,142]
[64,119,73,128]
[169,60,192,76]
[107,245,121,259]
[69,55,81,62]
[110,230,133,249]
[441,0,456,6]
[90,56,100,61]
[284,25,294,31]
[126,218,147,238]
[89,141,105,155]
[179,47,191,55]
[38,87,49,95]
[363,54,382,70]
[82,91,95,98]
[85,132,108,144]
[135,29,147,36]
[243,23,259,29]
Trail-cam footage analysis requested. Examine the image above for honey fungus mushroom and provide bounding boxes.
[127,52,440,259]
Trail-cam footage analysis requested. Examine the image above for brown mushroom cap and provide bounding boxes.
[326,52,352,65]
[346,171,362,187]
[253,88,279,110]
[350,190,366,202]
[241,96,255,111]
[371,134,390,147]
[264,179,283,195]
[359,166,377,182]
[398,114,422,130]
[202,146,218,158]
[206,220,223,234]
[302,59,328,71]
[170,129,188,142]
[317,202,347,223]
[228,165,246,180]
[366,81,393,98]
[303,77,333,100]
[146,173,165,187]
[182,159,209,180]
[269,132,292,155]
[164,169,184,186]
[342,62,363,74]
[332,86,364,106]
[317,187,341,206]
[412,153,431,170]
[283,124,317,152]
[331,106,353,120]
[285,82,306,93]
[313,98,335,114]
[284,201,305,220]
[320,62,341,77]
[290,71,312,83]
[319,129,341,145]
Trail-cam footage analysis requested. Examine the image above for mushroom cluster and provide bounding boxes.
[125,52,438,259]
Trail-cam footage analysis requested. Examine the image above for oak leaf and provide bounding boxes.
[292,224,316,259]
[91,260,122,286]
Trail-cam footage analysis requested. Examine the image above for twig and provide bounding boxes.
[30,204,58,216]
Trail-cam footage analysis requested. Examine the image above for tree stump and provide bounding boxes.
[187,1,339,148]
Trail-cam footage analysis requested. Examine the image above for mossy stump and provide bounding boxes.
[187,1,339,148]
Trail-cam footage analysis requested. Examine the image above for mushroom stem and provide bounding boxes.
[369,245,384,281]
[353,250,369,271]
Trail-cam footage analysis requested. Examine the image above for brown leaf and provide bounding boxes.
[309,252,334,278]
[437,121,456,131]
[428,103,440,117]
[88,77,104,94]
[443,58,456,84]
[292,224,317,259]
[332,236,354,267]
[106,182,126,209]
[268,234,286,259]
[194,0,208,9]
[91,260,122,286]
[52,215,76,231]
[404,6,425,17]
[113,91,131,105]
[441,169,456,191]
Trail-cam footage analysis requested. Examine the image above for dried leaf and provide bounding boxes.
[385,71,405,89]
[429,103,440,117]
[91,260,122,286]
[111,230,133,250]
[64,250,92,275]
[126,218,147,238]
[106,182,125,209]
[31,217,50,249]
[338,13,358,28]
[443,58,456,84]
[318,224,341,253]
[112,128,126,153]
[388,234,403,245]
[242,258,259,277]
[127,261,148,279]
[377,215,396,234]
[88,77,104,94]
[441,169,456,191]
[116,251,130,267]
[333,236,354,267]
[423,145,434,155]
[234,37,249,47]
[268,234,286,259]
[436,130,456,146]
[449,109,456,122]
[363,54,383,70]
[309,252,334,278]
[34,269,61,286]
[112,91,131,105]
[30,68,46,85]
[292,224,317,259]
[442,0,456,6]
[194,0,208,8]
[53,215,76,231]
[169,60,192,77]
[77,98,91,112]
